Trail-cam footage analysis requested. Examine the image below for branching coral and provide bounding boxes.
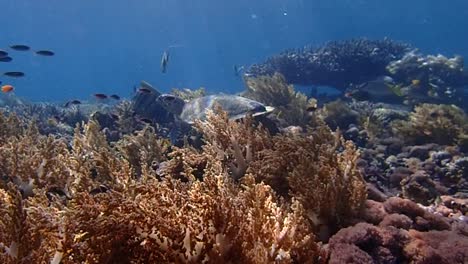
[0,109,327,263]
[116,125,169,178]
[249,125,367,238]
[114,100,141,135]
[195,109,367,238]
[392,103,467,145]
[244,73,314,126]
[0,185,23,263]
[0,112,25,143]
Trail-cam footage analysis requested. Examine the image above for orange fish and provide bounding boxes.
[1,84,14,93]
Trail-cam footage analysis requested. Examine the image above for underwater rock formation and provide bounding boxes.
[246,38,410,89]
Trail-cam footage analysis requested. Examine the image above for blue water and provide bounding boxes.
[1,0,468,102]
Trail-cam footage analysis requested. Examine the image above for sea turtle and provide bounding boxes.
[157,94,274,124]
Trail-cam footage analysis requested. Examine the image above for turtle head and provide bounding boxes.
[157,94,185,116]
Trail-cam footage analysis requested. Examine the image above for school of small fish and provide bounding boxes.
[0,44,55,94]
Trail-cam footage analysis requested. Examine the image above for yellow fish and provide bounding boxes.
[412,79,421,86]
[386,84,404,97]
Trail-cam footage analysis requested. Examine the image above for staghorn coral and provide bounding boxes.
[0,122,71,194]
[244,73,314,126]
[0,111,25,143]
[116,125,169,178]
[393,103,467,145]
[0,185,24,263]
[194,107,273,181]
[253,126,367,238]
[196,109,367,238]
[0,109,327,263]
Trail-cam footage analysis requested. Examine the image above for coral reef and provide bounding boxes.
[243,73,314,127]
[246,38,410,89]
[317,100,360,131]
[327,197,468,263]
[387,51,466,104]
[2,109,365,263]
[194,109,367,240]
[393,103,467,145]
[1,37,468,262]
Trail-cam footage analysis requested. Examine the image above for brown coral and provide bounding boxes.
[0,110,329,263]
[244,73,315,126]
[195,109,367,239]
[393,103,467,145]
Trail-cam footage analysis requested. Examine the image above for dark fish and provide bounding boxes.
[109,94,120,100]
[89,185,109,195]
[138,87,152,94]
[133,114,152,123]
[64,99,82,107]
[10,45,30,51]
[139,117,153,124]
[110,113,119,120]
[4,72,25,77]
[52,115,63,122]
[0,50,8,57]
[46,187,70,201]
[36,50,54,56]
[345,90,372,101]
[94,93,108,99]
[306,98,318,112]
[0,57,12,62]
[344,76,403,102]
[161,50,169,73]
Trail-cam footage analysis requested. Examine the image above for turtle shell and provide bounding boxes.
[179,95,273,124]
